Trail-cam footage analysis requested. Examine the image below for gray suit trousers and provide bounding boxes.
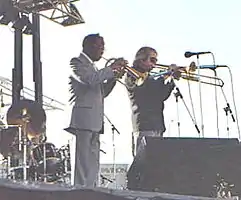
[70,130,100,187]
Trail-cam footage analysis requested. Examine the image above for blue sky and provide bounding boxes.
[0,0,241,164]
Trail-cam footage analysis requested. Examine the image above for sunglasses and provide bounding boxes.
[150,57,158,64]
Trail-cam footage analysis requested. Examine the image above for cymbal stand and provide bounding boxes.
[21,109,30,182]
[39,133,48,182]
[7,155,11,179]
[3,124,22,179]
[43,142,47,182]
[18,125,22,151]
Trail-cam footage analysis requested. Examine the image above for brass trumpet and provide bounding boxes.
[102,57,147,86]
[151,62,224,87]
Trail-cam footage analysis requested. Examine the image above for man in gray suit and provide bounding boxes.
[66,33,126,187]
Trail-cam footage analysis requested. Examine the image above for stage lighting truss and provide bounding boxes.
[13,0,85,26]
[0,76,66,111]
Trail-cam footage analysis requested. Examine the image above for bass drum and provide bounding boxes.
[31,142,62,176]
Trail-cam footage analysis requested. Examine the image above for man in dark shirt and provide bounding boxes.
[125,47,176,155]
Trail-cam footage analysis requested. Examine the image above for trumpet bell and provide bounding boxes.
[134,76,145,86]
[125,66,149,86]
[102,56,149,85]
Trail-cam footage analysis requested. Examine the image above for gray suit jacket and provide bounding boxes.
[68,53,116,133]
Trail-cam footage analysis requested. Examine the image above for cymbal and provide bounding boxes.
[6,99,46,139]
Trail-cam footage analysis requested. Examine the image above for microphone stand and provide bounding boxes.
[195,55,205,137]
[100,174,113,187]
[224,106,230,138]
[104,114,120,189]
[174,88,181,137]
[220,90,236,124]
[174,86,201,136]
[220,88,236,137]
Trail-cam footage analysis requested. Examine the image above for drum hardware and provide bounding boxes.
[0,158,8,179]
[8,165,37,181]
[0,124,21,158]
[0,124,24,179]
[31,142,62,183]
[21,108,30,182]
[5,99,47,182]
[7,156,11,179]
[42,142,47,182]
[1,104,70,183]
[1,142,71,184]
[57,144,71,183]
[18,125,22,151]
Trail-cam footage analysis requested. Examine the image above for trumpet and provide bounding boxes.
[151,62,224,87]
[102,57,147,86]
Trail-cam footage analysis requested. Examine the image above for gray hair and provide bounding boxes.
[135,46,157,61]
[133,46,157,66]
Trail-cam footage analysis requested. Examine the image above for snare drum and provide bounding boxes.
[31,143,61,175]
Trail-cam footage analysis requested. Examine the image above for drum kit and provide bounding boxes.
[0,99,71,184]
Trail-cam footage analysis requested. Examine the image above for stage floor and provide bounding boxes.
[0,178,237,200]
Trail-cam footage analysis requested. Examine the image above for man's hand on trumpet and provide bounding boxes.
[167,64,182,81]
[109,57,128,70]
[109,57,128,78]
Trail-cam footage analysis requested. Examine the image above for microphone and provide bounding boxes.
[199,65,227,70]
[184,51,211,58]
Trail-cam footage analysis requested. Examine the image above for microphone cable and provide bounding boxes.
[185,72,199,136]
[210,56,240,139]
[210,52,220,138]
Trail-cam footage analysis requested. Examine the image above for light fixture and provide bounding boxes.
[12,14,33,35]
[0,0,20,25]
[0,0,84,30]
[13,0,84,26]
